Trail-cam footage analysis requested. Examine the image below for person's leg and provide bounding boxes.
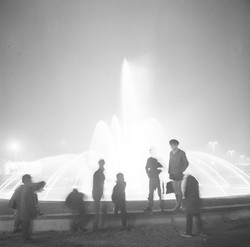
[22,220,31,241]
[100,201,107,230]
[172,180,182,210]
[120,203,127,229]
[78,206,88,231]
[14,210,21,233]
[147,179,155,209]
[71,213,78,232]
[156,179,164,211]
[93,200,100,231]
[114,204,119,216]
[195,213,203,234]
[186,214,193,235]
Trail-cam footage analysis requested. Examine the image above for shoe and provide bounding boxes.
[172,206,181,212]
[181,233,192,238]
[144,207,152,212]
[199,232,207,237]
[36,211,44,216]
[13,229,21,234]
[23,237,34,243]
[78,228,88,233]
[121,226,131,231]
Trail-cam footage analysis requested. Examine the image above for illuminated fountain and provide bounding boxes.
[0,59,250,201]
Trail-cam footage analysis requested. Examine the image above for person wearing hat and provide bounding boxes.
[168,139,189,210]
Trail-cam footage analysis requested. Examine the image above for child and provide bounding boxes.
[111,173,128,230]
[181,175,205,237]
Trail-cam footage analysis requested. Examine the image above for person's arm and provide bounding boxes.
[168,152,171,175]
[32,181,46,192]
[157,161,164,174]
[182,152,189,172]
[145,158,150,176]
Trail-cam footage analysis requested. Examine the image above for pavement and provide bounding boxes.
[0,218,250,247]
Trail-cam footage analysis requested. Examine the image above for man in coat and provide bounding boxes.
[19,174,37,242]
[92,159,106,231]
[9,176,45,235]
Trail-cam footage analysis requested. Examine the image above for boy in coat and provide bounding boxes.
[181,175,205,237]
[112,173,128,230]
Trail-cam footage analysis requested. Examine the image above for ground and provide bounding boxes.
[1,218,250,247]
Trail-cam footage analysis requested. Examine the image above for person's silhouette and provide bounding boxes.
[92,159,106,231]
[112,173,129,230]
[168,139,189,211]
[144,148,164,212]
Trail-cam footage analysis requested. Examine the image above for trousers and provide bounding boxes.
[186,213,202,235]
[148,178,162,208]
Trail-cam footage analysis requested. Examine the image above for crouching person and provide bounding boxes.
[181,175,205,238]
[65,188,88,233]
[112,173,129,231]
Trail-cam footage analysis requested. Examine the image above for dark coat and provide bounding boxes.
[19,185,37,221]
[169,149,189,181]
[65,189,86,216]
[9,182,45,210]
[112,181,126,205]
[145,157,163,179]
[183,175,201,214]
[92,169,105,201]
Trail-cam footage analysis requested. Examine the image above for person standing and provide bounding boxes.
[144,148,164,212]
[181,175,205,237]
[19,174,37,243]
[168,139,189,210]
[112,173,128,230]
[9,179,45,234]
[92,159,106,231]
[65,188,87,232]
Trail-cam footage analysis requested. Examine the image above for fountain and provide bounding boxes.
[0,59,249,201]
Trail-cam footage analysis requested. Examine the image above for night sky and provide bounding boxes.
[0,0,249,160]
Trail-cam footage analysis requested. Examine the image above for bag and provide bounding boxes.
[8,194,17,209]
[170,173,183,181]
[166,181,174,194]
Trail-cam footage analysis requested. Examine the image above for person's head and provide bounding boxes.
[149,146,156,156]
[116,173,124,182]
[169,139,179,151]
[72,185,79,192]
[22,174,32,185]
[98,159,105,171]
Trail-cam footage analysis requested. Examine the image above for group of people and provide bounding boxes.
[145,139,203,238]
[8,139,204,243]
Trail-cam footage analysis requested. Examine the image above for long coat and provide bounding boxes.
[19,185,36,221]
[183,175,201,215]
